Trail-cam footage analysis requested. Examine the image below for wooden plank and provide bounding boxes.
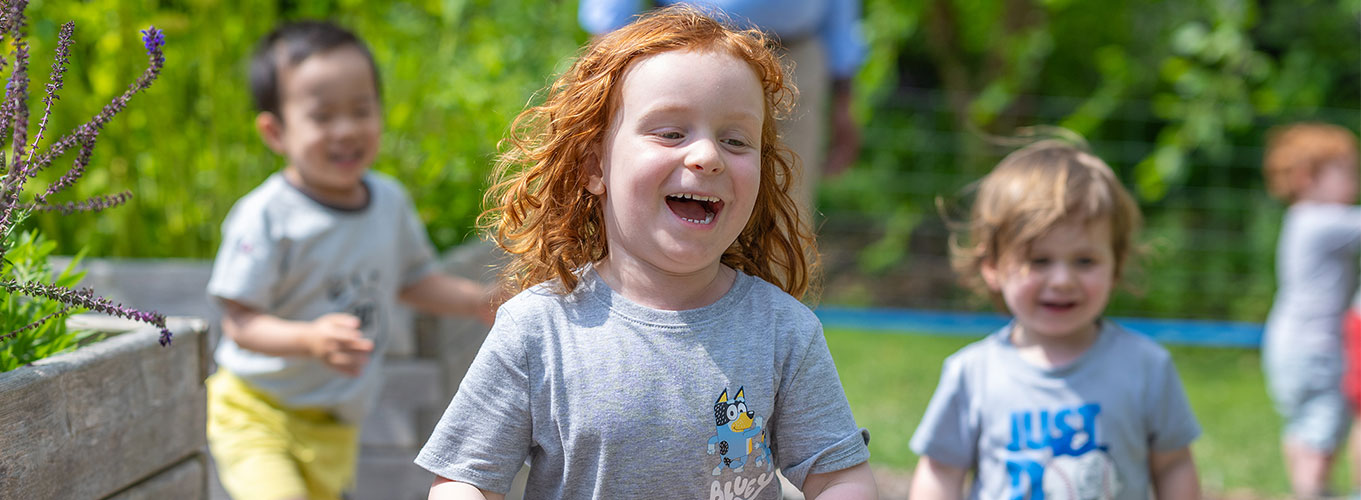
[0,319,207,499]
[107,455,206,500]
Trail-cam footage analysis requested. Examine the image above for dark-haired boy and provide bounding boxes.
[205,20,492,500]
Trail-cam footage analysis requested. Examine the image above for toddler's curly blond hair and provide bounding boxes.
[952,140,1143,308]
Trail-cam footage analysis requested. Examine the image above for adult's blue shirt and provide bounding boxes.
[579,0,867,79]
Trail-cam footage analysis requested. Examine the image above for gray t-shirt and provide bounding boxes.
[1264,202,1361,365]
[415,267,870,498]
[910,321,1200,500]
[207,172,437,423]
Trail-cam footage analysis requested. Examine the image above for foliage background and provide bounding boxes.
[13,0,1361,323]
[19,0,586,258]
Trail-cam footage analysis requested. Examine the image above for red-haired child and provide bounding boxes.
[415,6,874,499]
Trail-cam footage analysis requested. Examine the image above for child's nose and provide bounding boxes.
[1049,264,1077,286]
[685,137,725,174]
[330,116,367,138]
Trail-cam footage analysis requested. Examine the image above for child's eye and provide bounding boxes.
[1028,257,1051,267]
[309,112,333,123]
[1075,257,1097,267]
[723,138,749,148]
[657,131,683,140]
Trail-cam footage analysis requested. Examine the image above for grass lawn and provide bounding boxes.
[824,327,1347,497]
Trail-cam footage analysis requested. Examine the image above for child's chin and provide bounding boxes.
[1040,320,1098,337]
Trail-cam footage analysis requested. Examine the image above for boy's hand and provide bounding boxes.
[308,313,374,377]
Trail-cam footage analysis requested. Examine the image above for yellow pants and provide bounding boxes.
[206,370,359,500]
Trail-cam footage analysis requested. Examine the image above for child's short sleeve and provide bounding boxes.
[1321,205,1361,248]
[414,309,533,493]
[394,189,438,288]
[770,325,871,489]
[206,206,280,311]
[909,353,979,468]
[1143,353,1201,452]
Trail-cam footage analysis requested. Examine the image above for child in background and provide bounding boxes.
[1261,122,1361,498]
[909,140,1201,499]
[206,21,493,500]
[415,6,875,499]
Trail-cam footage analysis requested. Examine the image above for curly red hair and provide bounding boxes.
[480,5,817,298]
[1263,122,1359,203]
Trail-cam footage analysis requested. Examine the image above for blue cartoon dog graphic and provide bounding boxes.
[707,387,773,475]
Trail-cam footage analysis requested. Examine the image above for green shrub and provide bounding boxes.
[0,232,95,372]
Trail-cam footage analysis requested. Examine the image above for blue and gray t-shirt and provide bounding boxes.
[910,321,1200,500]
[416,267,870,498]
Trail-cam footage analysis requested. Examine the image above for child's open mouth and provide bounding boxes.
[666,193,724,225]
[329,150,364,167]
[1040,300,1078,312]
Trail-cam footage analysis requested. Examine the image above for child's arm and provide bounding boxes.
[399,273,495,324]
[908,456,966,500]
[1149,446,1200,499]
[219,298,374,376]
[801,462,876,499]
[428,476,504,500]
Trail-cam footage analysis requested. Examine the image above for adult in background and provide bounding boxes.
[580,0,867,222]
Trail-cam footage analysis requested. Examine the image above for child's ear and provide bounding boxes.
[980,258,1001,291]
[584,148,605,195]
[255,112,286,154]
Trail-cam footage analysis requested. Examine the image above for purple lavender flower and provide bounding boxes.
[141,26,165,55]
[1,280,173,346]
[139,26,163,65]
[0,6,173,347]
[25,190,131,215]
[25,21,73,169]
[29,24,165,206]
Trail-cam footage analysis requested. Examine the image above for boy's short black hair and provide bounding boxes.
[249,20,382,118]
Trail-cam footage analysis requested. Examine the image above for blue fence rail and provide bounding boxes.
[815,307,1265,348]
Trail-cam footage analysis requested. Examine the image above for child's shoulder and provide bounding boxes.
[232,171,288,203]
[363,170,410,198]
[500,281,571,312]
[224,173,299,220]
[491,275,608,332]
[940,331,1007,371]
[741,273,818,322]
[1098,320,1176,367]
[956,324,1015,355]
[1287,201,1361,224]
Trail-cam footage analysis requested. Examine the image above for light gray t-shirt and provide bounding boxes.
[1264,202,1361,365]
[415,267,870,499]
[910,321,1200,500]
[207,172,437,423]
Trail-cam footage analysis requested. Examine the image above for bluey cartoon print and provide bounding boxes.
[707,387,773,476]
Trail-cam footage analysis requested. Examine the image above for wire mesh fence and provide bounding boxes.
[817,86,1360,323]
